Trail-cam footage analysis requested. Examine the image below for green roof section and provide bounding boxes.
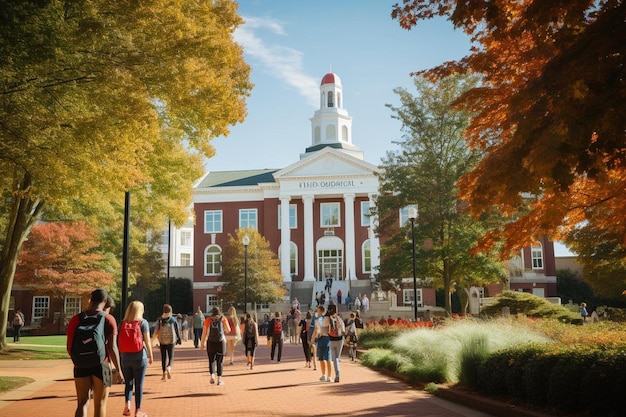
[196,169,279,188]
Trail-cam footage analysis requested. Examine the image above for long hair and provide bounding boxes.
[123,301,145,322]
[227,306,237,318]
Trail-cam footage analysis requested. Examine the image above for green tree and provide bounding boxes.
[556,269,594,306]
[0,0,252,349]
[143,277,193,321]
[219,229,285,310]
[376,74,506,313]
[391,1,626,261]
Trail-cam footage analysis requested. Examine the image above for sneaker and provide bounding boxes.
[166,366,172,379]
[210,374,215,384]
[334,377,340,383]
[135,410,148,417]
[217,380,224,386]
[319,375,327,382]
[161,373,166,382]
[123,406,131,416]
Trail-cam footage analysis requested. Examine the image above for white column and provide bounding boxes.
[344,193,356,280]
[280,196,292,282]
[303,195,315,281]
[369,193,380,276]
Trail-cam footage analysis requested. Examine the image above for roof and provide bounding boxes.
[195,169,278,188]
[321,72,341,85]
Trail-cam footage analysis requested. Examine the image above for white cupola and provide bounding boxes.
[302,72,363,160]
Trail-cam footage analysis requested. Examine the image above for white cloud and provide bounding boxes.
[235,16,319,108]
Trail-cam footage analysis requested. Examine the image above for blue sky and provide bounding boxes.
[205,0,573,257]
[207,0,471,172]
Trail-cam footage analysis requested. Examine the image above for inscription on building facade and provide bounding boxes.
[299,180,355,189]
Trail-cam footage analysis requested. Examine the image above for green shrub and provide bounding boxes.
[480,291,580,322]
[458,333,489,389]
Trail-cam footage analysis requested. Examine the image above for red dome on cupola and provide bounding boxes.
[321,72,341,85]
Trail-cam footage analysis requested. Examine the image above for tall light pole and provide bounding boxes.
[242,235,250,314]
[408,207,418,321]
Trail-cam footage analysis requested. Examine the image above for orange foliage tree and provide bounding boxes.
[391,1,626,264]
[15,222,114,301]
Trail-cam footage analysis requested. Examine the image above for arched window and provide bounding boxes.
[341,125,348,141]
[279,242,298,275]
[362,240,371,273]
[531,242,543,269]
[204,245,222,275]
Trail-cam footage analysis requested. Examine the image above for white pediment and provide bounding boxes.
[273,147,380,180]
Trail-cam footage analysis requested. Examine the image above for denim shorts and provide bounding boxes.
[316,336,331,361]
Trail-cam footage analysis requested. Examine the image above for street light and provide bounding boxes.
[408,206,418,321]
[242,235,250,314]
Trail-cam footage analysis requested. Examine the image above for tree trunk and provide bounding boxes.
[0,174,43,350]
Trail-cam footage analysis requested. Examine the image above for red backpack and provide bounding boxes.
[273,319,283,335]
[118,320,144,353]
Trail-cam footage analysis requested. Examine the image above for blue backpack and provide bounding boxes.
[71,311,107,368]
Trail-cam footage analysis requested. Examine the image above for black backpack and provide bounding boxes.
[71,311,107,368]
[208,316,224,343]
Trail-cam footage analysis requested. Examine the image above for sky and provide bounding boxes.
[204,0,574,257]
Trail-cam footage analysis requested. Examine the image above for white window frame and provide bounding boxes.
[361,201,371,227]
[239,208,258,229]
[64,297,81,323]
[206,294,219,309]
[204,210,223,234]
[531,243,543,269]
[362,240,371,273]
[204,245,222,275]
[180,231,192,247]
[399,205,418,227]
[180,253,191,266]
[320,203,340,227]
[403,288,423,308]
[33,296,50,319]
[278,204,297,229]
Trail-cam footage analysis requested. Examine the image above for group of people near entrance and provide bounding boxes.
[65,288,363,417]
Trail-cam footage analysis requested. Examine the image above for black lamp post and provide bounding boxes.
[408,207,418,321]
[242,235,250,314]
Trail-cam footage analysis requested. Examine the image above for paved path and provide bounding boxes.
[0,340,492,417]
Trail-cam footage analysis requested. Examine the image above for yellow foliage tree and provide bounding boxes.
[0,0,252,349]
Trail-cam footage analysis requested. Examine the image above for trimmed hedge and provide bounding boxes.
[475,345,626,416]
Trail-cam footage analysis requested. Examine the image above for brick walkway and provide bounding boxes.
[0,340,492,417]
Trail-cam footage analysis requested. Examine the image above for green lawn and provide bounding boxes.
[0,376,34,394]
[1,335,68,361]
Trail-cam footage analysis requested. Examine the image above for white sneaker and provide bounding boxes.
[319,375,327,382]
[166,366,172,379]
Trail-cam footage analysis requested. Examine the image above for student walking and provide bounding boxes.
[201,307,231,385]
[12,309,24,343]
[310,305,332,382]
[267,312,284,362]
[327,304,346,382]
[66,288,123,417]
[242,312,259,369]
[118,301,153,417]
[151,304,181,382]
[225,306,241,365]
[299,311,312,368]
[192,307,204,348]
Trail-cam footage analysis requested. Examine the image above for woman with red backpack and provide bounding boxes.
[118,301,153,417]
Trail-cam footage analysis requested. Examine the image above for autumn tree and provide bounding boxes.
[0,0,252,349]
[219,229,285,310]
[15,221,114,302]
[391,2,626,274]
[376,74,507,313]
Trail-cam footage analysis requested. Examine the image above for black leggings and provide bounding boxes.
[159,343,175,372]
